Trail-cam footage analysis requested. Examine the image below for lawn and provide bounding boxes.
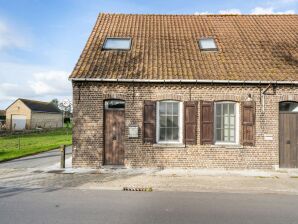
[0,128,72,162]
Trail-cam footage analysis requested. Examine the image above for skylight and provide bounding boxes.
[199,38,217,51]
[102,38,132,50]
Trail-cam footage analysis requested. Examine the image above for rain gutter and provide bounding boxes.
[69,78,298,85]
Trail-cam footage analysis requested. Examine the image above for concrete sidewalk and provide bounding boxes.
[37,164,298,195]
[1,150,298,195]
[74,168,298,195]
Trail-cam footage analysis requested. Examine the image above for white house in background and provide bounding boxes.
[5,98,63,130]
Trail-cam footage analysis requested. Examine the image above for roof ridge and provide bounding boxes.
[19,98,52,105]
[100,12,297,16]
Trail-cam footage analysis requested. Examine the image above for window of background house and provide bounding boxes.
[214,102,239,144]
[279,102,298,112]
[199,38,218,51]
[102,38,132,50]
[157,101,183,144]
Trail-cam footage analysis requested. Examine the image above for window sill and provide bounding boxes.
[211,144,243,149]
[153,143,186,148]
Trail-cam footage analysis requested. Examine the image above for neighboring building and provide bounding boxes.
[69,14,298,169]
[6,98,63,130]
[0,110,5,128]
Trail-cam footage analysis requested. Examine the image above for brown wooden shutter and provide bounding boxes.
[184,101,198,145]
[242,101,256,146]
[200,101,214,145]
[143,101,156,143]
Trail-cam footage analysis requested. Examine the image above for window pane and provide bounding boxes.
[173,128,179,140]
[160,128,165,141]
[103,38,131,50]
[223,104,229,116]
[199,38,217,50]
[230,129,235,138]
[160,116,166,127]
[224,128,229,139]
[216,129,222,141]
[216,104,221,116]
[229,104,235,115]
[173,116,179,127]
[224,116,229,127]
[167,103,173,115]
[166,128,173,141]
[216,117,222,128]
[230,116,235,125]
[279,102,298,112]
[173,103,179,115]
[167,117,173,127]
[105,100,125,109]
[160,103,166,115]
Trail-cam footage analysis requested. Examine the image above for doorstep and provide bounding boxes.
[101,165,127,169]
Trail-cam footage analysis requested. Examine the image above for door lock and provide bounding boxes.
[112,136,117,141]
[286,140,291,144]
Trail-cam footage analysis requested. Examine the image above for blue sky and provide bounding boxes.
[0,0,297,108]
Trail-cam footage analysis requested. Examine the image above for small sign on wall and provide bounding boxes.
[264,134,273,141]
[128,125,139,138]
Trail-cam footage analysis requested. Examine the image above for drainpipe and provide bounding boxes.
[261,84,272,113]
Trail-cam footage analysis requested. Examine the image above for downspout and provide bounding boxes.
[261,84,272,113]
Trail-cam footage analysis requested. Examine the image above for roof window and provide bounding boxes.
[199,38,217,51]
[102,38,131,50]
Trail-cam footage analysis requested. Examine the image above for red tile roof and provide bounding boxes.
[70,13,298,82]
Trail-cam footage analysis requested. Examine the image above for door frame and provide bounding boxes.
[279,101,298,168]
[103,99,125,166]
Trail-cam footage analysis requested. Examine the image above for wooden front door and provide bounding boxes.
[279,113,298,168]
[104,109,125,165]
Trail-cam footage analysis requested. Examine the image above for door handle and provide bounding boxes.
[286,140,290,144]
[112,135,117,141]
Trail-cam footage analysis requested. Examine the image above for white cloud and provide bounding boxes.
[0,63,71,108]
[219,9,242,14]
[273,0,298,4]
[29,71,70,95]
[194,11,210,15]
[251,7,295,14]
[0,20,27,51]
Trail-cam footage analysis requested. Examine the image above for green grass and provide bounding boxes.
[0,128,72,162]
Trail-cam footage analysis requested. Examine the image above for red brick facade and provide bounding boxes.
[72,81,298,169]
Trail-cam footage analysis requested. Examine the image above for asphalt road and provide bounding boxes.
[0,188,298,224]
[0,146,72,169]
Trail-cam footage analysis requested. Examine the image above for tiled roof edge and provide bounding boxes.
[69,78,298,84]
[99,12,297,16]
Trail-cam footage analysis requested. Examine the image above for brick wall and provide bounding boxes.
[72,81,298,169]
[31,112,63,129]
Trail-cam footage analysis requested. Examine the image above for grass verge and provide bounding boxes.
[0,128,72,162]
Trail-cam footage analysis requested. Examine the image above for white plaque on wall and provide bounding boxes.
[264,134,273,141]
[128,125,138,138]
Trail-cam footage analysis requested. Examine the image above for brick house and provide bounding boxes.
[6,98,63,130]
[70,14,298,169]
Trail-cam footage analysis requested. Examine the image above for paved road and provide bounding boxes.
[0,146,72,169]
[0,188,298,224]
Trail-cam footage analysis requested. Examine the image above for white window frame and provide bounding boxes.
[198,38,218,51]
[102,37,132,50]
[214,101,240,145]
[156,101,183,144]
